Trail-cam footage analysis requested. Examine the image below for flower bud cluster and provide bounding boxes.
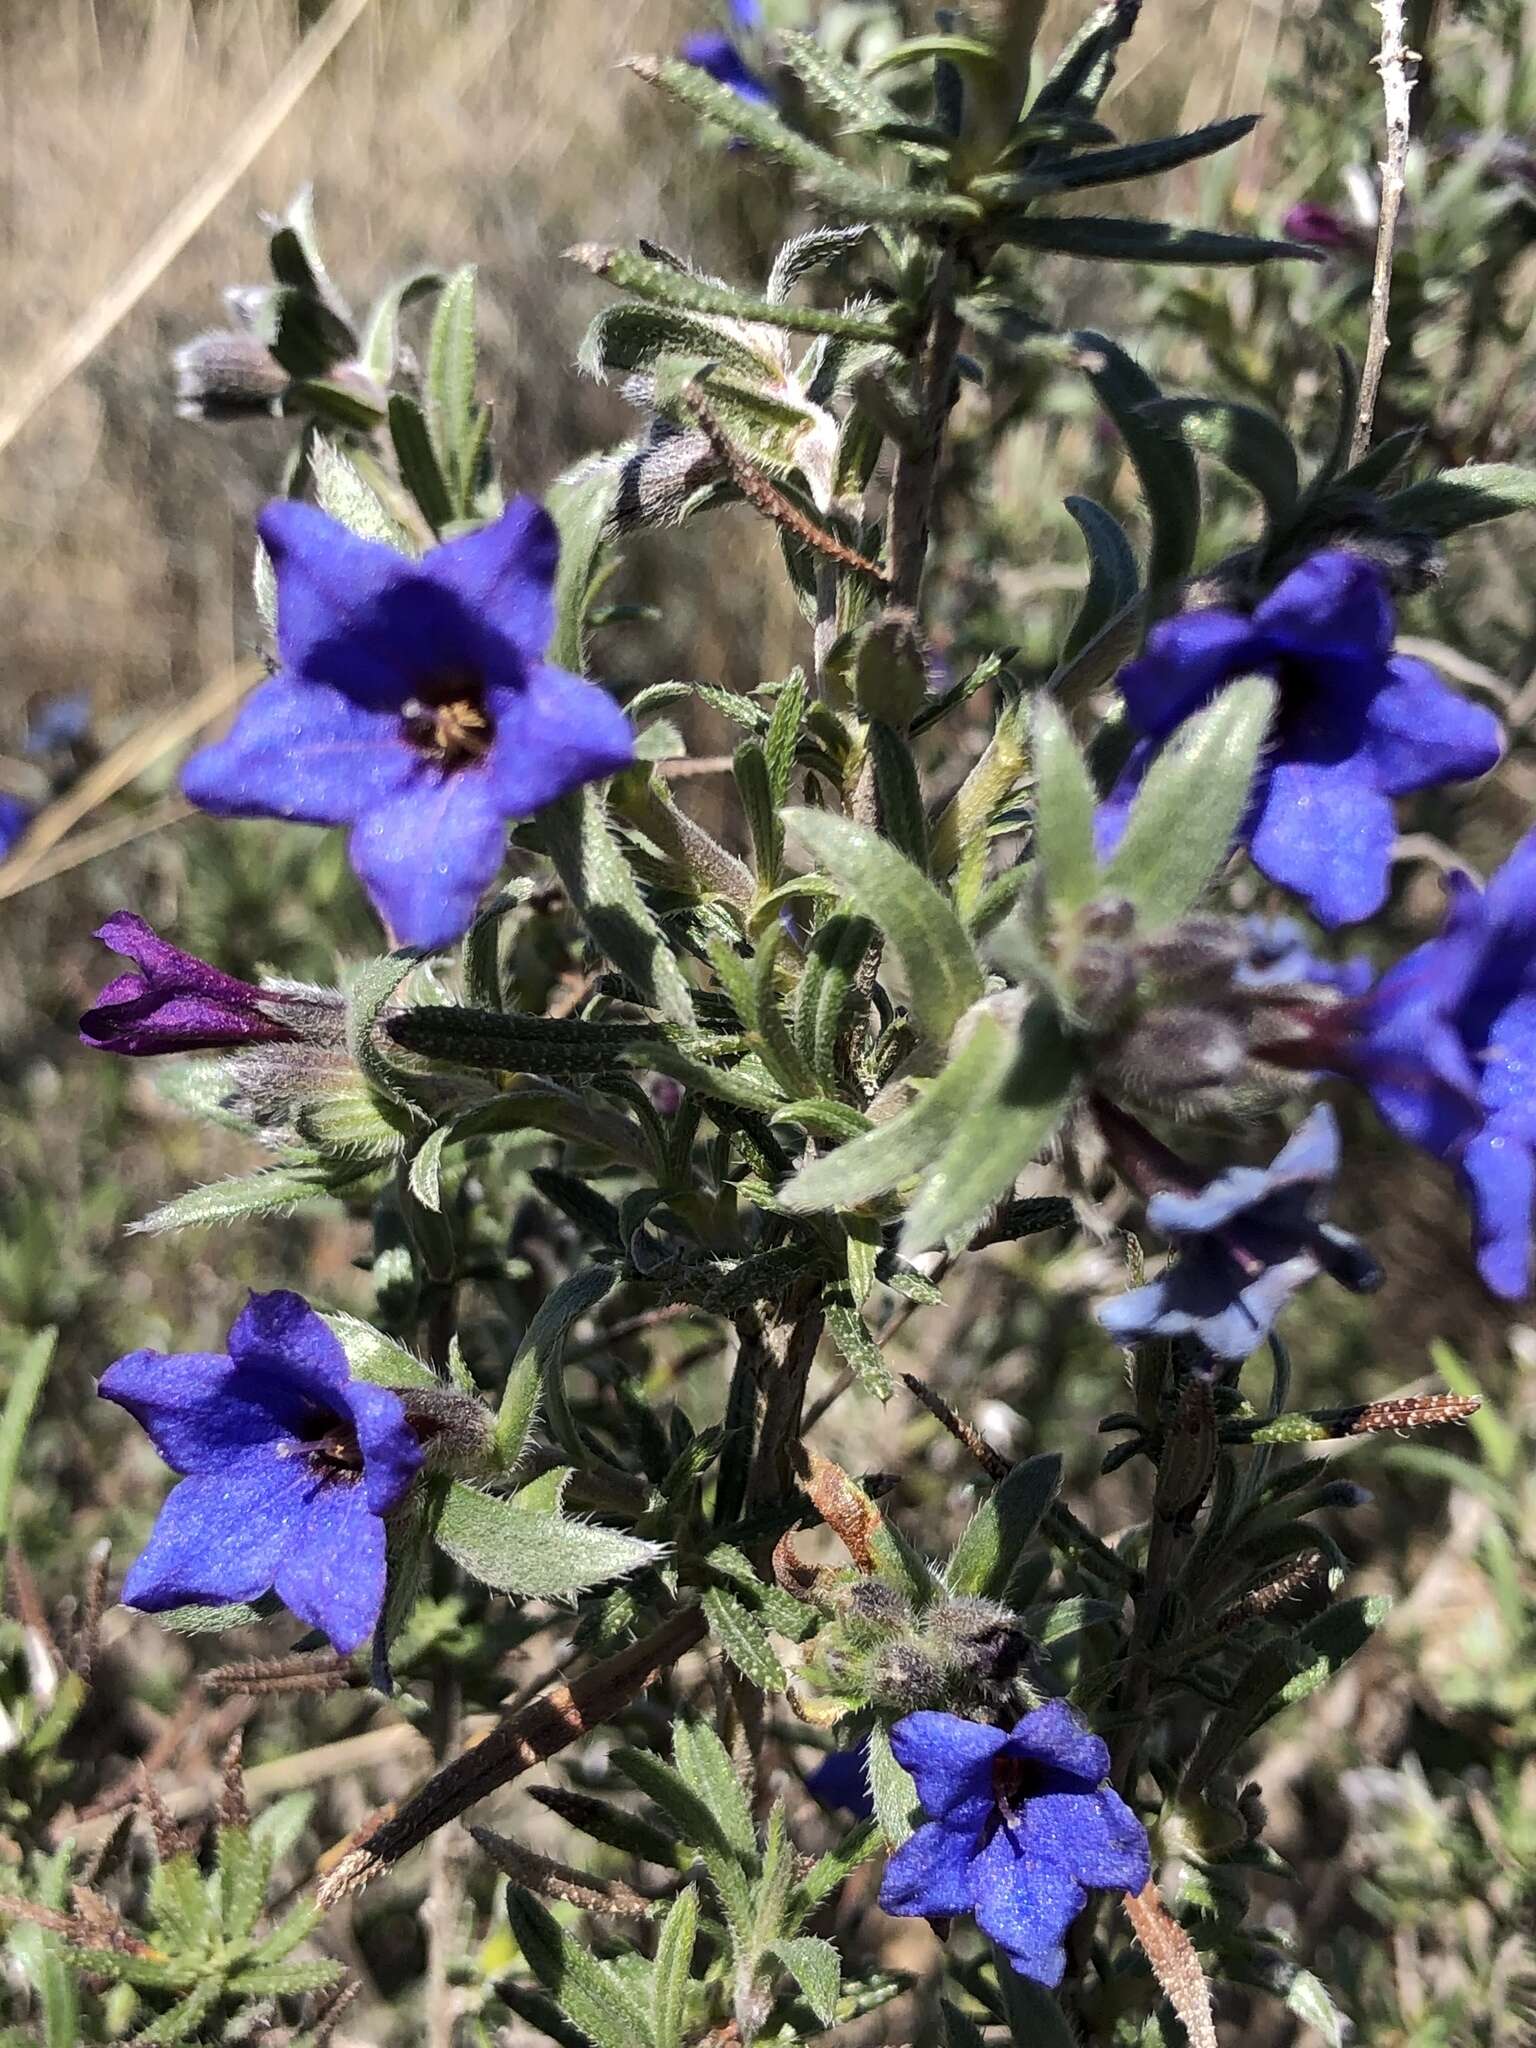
[806,1579,1035,1716]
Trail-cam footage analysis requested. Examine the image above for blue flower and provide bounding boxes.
[80,911,335,1056]
[181,500,635,951]
[1235,917,1374,997]
[680,1,773,107]
[0,793,33,859]
[1341,829,1536,1297]
[880,1703,1149,1986]
[1095,1106,1381,1361]
[100,1291,423,1653]
[1097,552,1502,929]
[807,1740,875,1821]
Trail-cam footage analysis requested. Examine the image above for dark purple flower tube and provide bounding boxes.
[79,912,325,1057]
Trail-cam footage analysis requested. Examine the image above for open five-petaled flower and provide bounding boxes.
[1338,826,1536,1297]
[879,1703,1149,1986]
[100,1291,422,1653]
[181,499,635,950]
[79,911,337,1057]
[1096,1105,1380,1361]
[1097,551,1502,929]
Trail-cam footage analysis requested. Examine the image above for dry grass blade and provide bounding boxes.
[0,659,259,902]
[1351,0,1417,462]
[0,0,379,464]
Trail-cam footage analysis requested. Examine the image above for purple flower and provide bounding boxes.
[1280,202,1371,255]
[1339,830,1536,1296]
[880,1703,1149,1985]
[181,500,635,950]
[807,1740,875,1821]
[1096,1106,1381,1361]
[80,912,336,1056]
[1097,552,1503,929]
[0,793,33,859]
[100,1291,422,1653]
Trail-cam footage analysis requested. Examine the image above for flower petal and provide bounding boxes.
[1004,1698,1112,1786]
[227,1291,350,1409]
[343,1378,423,1516]
[1021,1787,1151,1894]
[1460,1122,1536,1300]
[1249,754,1397,927]
[970,1827,1085,1987]
[120,1456,311,1611]
[182,676,412,826]
[480,663,636,817]
[422,498,558,665]
[258,501,457,705]
[273,1478,387,1653]
[889,1712,1008,1831]
[100,1349,302,1474]
[1361,656,1502,797]
[1116,609,1259,739]
[878,1819,979,1917]
[346,776,510,950]
[1253,549,1392,662]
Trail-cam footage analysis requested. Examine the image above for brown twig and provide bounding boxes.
[1351,0,1418,461]
[682,385,890,587]
[468,1826,656,1916]
[315,1605,708,1906]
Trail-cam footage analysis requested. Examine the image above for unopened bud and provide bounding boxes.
[1097,1006,1248,1107]
[172,331,288,421]
[853,611,931,727]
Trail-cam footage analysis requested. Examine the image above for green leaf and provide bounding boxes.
[1103,675,1277,928]
[1008,215,1319,266]
[784,809,983,1047]
[579,301,776,383]
[793,913,875,1090]
[433,1481,658,1598]
[360,265,445,384]
[309,435,408,547]
[546,460,622,673]
[945,1453,1063,1601]
[823,1284,895,1399]
[1060,495,1140,665]
[1284,1968,1347,2046]
[788,1819,880,1922]
[1030,694,1100,917]
[1271,1595,1390,1717]
[998,114,1258,195]
[216,1825,272,1945]
[781,1012,1015,1213]
[388,392,455,534]
[542,789,696,1026]
[508,1889,656,2048]
[671,1718,757,1859]
[571,240,896,345]
[132,1164,369,1235]
[426,264,479,504]
[507,1264,615,1466]
[322,1312,439,1391]
[0,1327,55,1544]
[1383,461,1536,535]
[770,1935,842,2028]
[866,1722,920,1846]
[702,1585,788,1691]
[155,1599,270,1634]
[256,285,354,379]
[1075,331,1199,595]
[995,1965,1080,2047]
[388,1005,655,1075]
[734,739,782,884]
[774,32,906,144]
[866,722,929,870]
[651,1885,699,2048]
[899,1002,1078,1254]
[1140,397,1300,524]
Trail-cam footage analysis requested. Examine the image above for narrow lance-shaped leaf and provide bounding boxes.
[1139,397,1300,525]
[1382,461,1536,535]
[1005,215,1321,267]
[1031,693,1101,917]
[1060,494,1139,665]
[1103,675,1277,929]
[541,788,696,1026]
[1074,331,1200,597]
[433,1481,660,1597]
[780,1010,1015,1213]
[900,1000,1079,1255]
[784,809,983,1047]
[569,242,897,346]
[945,1452,1064,1600]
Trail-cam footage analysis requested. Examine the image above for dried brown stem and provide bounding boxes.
[315,1605,708,1906]
[1351,0,1417,462]
[468,1826,656,1916]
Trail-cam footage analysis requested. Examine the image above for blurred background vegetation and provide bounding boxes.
[2,0,1535,2040]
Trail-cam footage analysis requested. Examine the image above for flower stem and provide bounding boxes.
[886,244,964,611]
